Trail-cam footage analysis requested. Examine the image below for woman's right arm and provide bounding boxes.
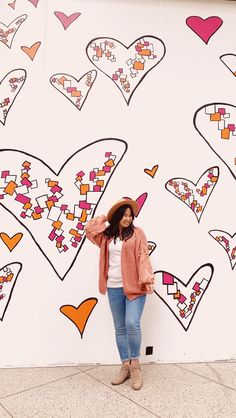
[84,215,107,248]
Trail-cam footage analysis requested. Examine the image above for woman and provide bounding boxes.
[85,197,154,390]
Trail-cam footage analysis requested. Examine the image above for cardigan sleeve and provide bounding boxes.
[135,228,155,285]
[85,215,107,248]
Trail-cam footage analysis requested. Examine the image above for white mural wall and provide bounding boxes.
[0,0,235,367]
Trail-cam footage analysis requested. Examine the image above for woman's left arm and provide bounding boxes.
[135,229,155,293]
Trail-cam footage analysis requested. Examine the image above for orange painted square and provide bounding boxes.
[21,173,29,179]
[46,200,54,210]
[32,212,42,220]
[48,181,58,187]
[97,48,102,58]
[23,202,32,210]
[173,290,181,299]
[80,209,87,223]
[139,49,151,56]
[0,276,4,283]
[66,213,74,221]
[202,186,207,195]
[133,61,144,70]
[53,220,63,230]
[210,112,221,121]
[71,90,81,97]
[69,229,79,238]
[7,273,13,282]
[56,242,62,248]
[96,180,104,187]
[221,128,230,139]
[80,184,89,195]
[96,170,105,176]
[105,159,115,167]
[58,76,68,85]
[211,176,218,183]
[22,161,31,167]
[4,181,17,195]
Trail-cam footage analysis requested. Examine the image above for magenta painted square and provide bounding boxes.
[178,294,187,304]
[163,272,174,285]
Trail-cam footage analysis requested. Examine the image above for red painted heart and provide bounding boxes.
[186,16,223,44]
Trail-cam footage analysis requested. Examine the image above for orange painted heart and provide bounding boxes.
[21,41,41,61]
[60,298,98,338]
[0,233,23,251]
[144,165,159,178]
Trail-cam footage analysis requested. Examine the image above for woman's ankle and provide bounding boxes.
[130,359,139,366]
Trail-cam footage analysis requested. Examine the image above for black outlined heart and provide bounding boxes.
[0,263,22,321]
[0,139,127,280]
[86,36,166,104]
[194,103,236,180]
[154,264,214,331]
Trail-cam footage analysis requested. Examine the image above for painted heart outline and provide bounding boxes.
[0,262,22,321]
[154,263,214,331]
[194,103,236,180]
[147,241,156,256]
[0,15,27,48]
[86,35,166,104]
[0,139,127,280]
[209,229,236,270]
[50,70,97,111]
[165,167,219,223]
[0,69,27,126]
[220,54,236,77]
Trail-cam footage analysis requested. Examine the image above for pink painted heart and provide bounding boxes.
[0,69,27,125]
[28,0,40,7]
[123,193,148,217]
[186,16,223,44]
[50,70,97,110]
[209,230,236,269]
[165,167,219,222]
[194,103,236,180]
[0,139,127,280]
[54,11,81,30]
[154,264,214,331]
[86,36,166,104]
[0,15,27,48]
[0,263,22,321]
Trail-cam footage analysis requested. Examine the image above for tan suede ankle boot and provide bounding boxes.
[111,364,130,385]
[130,364,143,390]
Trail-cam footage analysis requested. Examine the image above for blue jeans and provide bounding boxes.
[107,287,146,362]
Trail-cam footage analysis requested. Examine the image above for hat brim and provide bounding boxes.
[107,198,138,223]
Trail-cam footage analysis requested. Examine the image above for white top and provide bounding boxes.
[107,237,123,288]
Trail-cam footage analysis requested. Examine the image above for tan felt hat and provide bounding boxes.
[107,198,138,223]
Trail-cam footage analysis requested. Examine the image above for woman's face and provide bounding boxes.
[119,207,133,229]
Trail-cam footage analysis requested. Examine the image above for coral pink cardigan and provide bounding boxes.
[85,215,154,300]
